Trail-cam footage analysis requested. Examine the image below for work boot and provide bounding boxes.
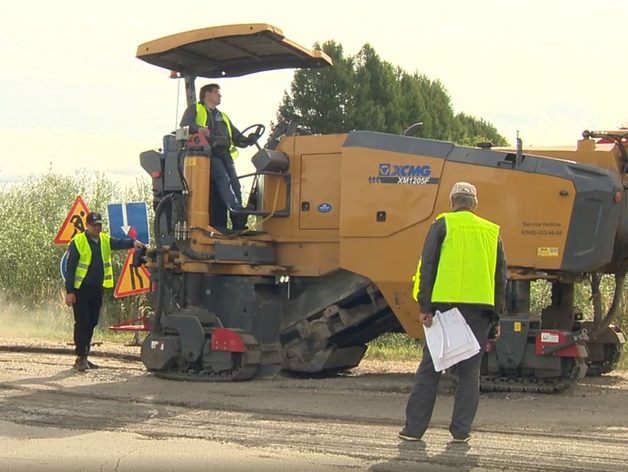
[73,356,89,372]
[86,359,99,369]
[398,427,423,442]
[231,213,249,231]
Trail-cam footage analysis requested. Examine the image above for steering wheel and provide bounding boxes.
[240,124,266,149]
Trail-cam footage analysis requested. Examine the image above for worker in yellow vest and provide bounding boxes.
[180,83,256,230]
[400,182,507,444]
[65,212,145,371]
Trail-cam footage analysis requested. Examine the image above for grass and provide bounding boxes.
[0,306,143,345]
[364,333,423,362]
[619,344,628,370]
[1,306,626,370]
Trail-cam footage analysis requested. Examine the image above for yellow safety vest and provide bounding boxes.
[195,102,239,160]
[72,232,113,289]
[412,211,499,306]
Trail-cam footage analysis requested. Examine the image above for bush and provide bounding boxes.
[531,278,628,332]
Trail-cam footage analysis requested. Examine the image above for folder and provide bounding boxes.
[424,307,480,372]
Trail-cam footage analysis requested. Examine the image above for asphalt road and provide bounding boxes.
[0,340,627,471]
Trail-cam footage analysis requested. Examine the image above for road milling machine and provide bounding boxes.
[136,24,626,392]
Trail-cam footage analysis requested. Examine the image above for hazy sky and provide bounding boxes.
[1,0,626,186]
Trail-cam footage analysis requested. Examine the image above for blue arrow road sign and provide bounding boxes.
[60,251,68,281]
[107,202,149,244]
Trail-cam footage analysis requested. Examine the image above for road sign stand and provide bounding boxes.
[108,315,151,333]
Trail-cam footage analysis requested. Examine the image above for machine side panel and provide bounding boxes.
[262,134,347,239]
[446,146,623,272]
[338,131,621,338]
[338,162,575,337]
[339,147,446,238]
[435,161,574,271]
[556,164,622,271]
[299,154,341,230]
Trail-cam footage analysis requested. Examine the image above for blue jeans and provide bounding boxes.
[210,154,241,211]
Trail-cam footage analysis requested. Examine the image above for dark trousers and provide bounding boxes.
[210,186,228,228]
[72,284,103,356]
[404,307,492,439]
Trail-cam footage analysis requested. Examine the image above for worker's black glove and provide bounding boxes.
[488,322,501,341]
[243,133,257,146]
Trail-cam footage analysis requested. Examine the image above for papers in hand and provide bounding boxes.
[423,307,480,372]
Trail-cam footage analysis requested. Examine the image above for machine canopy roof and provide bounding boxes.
[136,23,332,78]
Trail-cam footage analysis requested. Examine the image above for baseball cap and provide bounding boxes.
[449,182,477,198]
[86,212,103,225]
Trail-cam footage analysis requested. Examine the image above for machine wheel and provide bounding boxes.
[585,343,622,376]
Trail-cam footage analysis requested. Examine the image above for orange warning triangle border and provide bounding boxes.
[114,248,152,298]
[54,195,90,245]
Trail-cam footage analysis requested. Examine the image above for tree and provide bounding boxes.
[276,40,509,146]
[451,113,509,146]
[277,40,355,135]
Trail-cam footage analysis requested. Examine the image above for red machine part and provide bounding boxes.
[187,132,211,147]
[535,330,588,358]
[211,328,247,353]
[108,315,151,332]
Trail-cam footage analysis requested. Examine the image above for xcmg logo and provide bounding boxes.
[369,162,439,185]
[378,163,432,177]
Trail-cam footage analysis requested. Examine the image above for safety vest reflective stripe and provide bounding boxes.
[221,113,239,160]
[71,232,114,289]
[412,212,499,307]
[195,103,239,160]
[195,102,207,128]
[412,258,422,301]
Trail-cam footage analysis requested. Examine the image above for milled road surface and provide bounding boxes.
[0,338,627,471]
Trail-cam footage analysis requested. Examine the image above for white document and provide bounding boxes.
[423,307,480,372]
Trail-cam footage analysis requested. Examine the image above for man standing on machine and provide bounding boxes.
[180,83,256,230]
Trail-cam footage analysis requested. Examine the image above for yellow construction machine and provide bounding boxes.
[136,24,626,392]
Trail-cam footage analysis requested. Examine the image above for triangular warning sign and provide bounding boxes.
[114,248,151,298]
[54,196,90,245]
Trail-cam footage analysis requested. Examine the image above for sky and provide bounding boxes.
[1,0,627,188]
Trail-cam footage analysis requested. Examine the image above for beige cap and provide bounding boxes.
[449,181,477,198]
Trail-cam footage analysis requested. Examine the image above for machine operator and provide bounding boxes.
[180,83,256,231]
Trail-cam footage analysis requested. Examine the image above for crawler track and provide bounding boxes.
[480,375,573,393]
